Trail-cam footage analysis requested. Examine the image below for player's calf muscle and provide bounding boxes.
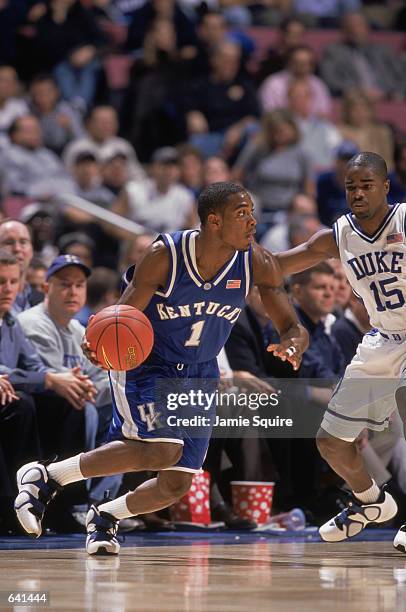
[80,440,183,476]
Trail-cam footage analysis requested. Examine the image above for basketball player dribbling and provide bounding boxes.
[15,182,309,555]
[276,152,406,553]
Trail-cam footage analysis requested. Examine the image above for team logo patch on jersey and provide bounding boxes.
[387,232,404,245]
[226,279,241,289]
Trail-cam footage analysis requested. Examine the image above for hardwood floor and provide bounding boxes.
[1,538,406,611]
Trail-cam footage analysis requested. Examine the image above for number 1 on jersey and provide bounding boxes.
[185,320,205,347]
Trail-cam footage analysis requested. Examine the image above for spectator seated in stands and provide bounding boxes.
[193,10,255,78]
[262,210,322,254]
[233,109,314,231]
[287,79,342,172]
[28,73,84,156]
[19,203,58,266]
[259,45,332,118]
[290,263,346,381]
[18,254,122,511]
[320,12,406,100]
[123,15,198,162]
[327,258,352,319]
[316,140,359,227]
[67,150,115,208]
[337,90,394,170]
[0,65,28,141]
[63,105,144,181]
[3,114,69,199]
[33,0,107,113]
[0,251,40,534]
[99,144,132,196]
[293,0,360,28]
[185,40,260,159]
[203,155,231,186]
[256,17,307,84]
[0,219,44,314]
[119,232,156,273]
[0,250,100,531]
[111,146,198,236]
[331,291,370,366]
[388,142,406,205]
[26,257,47,294]
[177,144,204,198]
[125,0,198,55]
[58,232,95,269]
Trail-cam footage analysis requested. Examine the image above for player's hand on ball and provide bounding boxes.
[81,320,106,369]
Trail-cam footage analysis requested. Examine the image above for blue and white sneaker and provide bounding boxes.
[86,505,120,556]
[319,489,397,542]
[14,461,62,538]
[394,524,406,554]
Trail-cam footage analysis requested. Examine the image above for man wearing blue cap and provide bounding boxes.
[18,255,122,512]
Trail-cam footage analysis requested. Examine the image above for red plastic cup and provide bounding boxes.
[170,470,211,524]
[231,481,275,525]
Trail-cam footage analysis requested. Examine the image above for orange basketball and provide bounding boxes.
[86,305,154,371]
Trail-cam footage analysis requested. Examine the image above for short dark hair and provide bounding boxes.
[28,257,47,271]
[87,267,119,309]
[347,151,388,180]
[197,182,246,225]
[291,262,335,287]
[0,250,19,267]
[29,73,57,88]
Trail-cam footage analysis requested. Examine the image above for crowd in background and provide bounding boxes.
[0,0,406,534]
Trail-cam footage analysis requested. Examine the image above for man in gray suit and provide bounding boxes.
[320,12,405,100]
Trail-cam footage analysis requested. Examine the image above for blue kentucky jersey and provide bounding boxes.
[122,229,252,364]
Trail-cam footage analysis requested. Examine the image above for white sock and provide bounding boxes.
[98,494,132,520]
[354,480,380,504]
[47,454,85,487]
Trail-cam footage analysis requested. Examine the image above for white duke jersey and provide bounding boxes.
[334,203,406,332]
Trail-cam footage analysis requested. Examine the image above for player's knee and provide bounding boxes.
[158,471,194,501]
[146,442,183,470]
[316,430,344,461]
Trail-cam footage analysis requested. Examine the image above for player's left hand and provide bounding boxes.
[267,328,308,371]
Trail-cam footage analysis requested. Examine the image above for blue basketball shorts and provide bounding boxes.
[107,353,220,473]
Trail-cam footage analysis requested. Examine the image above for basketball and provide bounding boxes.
[85,305,154,371]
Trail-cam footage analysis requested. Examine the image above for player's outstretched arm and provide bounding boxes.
[275,228,338,276]
[252,243,309,371]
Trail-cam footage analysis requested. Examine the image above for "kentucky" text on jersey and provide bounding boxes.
[156,301,242,323]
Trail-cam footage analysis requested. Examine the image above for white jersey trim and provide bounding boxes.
[244,251,250,297]
[155,233,177,298]
[182,230,202,288]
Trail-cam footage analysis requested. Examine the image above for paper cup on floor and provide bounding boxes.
[170,470,211,524]
[231,481,274,525]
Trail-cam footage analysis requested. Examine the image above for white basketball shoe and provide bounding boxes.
[86,505,120,556]
[394,524,406,554]
[14,461,62,538]
[319,488,398,542]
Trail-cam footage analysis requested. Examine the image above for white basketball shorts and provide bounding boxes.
[321,329,406,441]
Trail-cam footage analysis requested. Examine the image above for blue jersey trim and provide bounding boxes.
[345,203,400,244]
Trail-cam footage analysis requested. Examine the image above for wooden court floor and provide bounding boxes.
[1,538,406,612]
